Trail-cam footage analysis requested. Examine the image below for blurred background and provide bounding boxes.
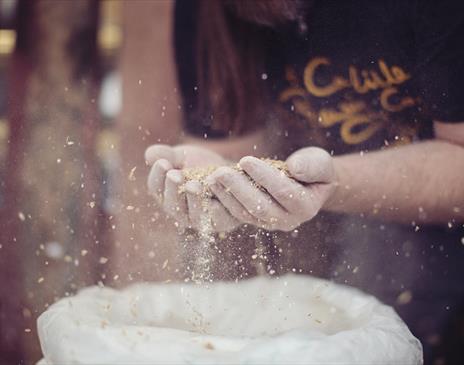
[1,1,463,364]
[0,1,185,363]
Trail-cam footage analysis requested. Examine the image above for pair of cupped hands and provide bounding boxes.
[145,144,337,232]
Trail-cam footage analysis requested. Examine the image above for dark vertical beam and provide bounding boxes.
[0,1,101,363]
[0,1,35,362]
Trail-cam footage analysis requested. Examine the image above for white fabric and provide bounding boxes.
[37,274,422,364]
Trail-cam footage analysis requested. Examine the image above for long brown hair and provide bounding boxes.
[195,0,305,136]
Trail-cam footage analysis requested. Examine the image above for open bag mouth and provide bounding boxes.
[37,274,422,365]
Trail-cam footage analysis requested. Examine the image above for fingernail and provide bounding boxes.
[205,176,216,186]
[216,173,230,184]
[290,157,304,175]
[158,159,171,171]
[167,170,182,184]
[239,156,255,169]
[185,181,201,194]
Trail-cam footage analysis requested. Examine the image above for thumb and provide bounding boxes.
[286,147,335,183]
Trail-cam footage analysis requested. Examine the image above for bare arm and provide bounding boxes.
[208,121,464,232]
[115,0,182,283]
[327,122,464,224]
[181,128,273,161]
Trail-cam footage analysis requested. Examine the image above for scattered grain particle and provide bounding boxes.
[162,259,169,269]
[64,255,72,263]
[99,257,109,264]
[426,334,441,346]
[81,249,88,256]
[128,166,137,181]
[66,136,75,145]
[130,308,137,317]
[126,205,135,211]
[37,277,44,284]
[24,328,31,333]
[352,266,359,274]
[18,212,26,221]
[113,275,119,281]
[22,308,32,318]
[44,241,64,259]
[204,342,215,350]
[89,201,96,209]
[396,290,413,305]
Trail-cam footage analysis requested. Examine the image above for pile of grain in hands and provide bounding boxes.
[178,159,290,284]
[180,159,290,195]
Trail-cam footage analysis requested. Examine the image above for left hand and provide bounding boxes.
[145,144,241,232]
[206,147,337,231]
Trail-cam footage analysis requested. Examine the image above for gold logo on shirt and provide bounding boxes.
[280,57,418,145]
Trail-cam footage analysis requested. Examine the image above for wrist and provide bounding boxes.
[322,157,342,211]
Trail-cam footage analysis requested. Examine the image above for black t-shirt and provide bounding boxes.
[175,0,464,151]
[174,0,464,360]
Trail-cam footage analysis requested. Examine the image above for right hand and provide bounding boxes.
[145,144,241,232]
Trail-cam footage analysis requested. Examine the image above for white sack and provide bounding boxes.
[37,274,422,364]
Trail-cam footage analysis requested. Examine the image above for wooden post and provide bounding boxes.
[0,1,101,362]
[112,0,182,285]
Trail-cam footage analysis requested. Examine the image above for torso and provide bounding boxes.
[174,1,464,359]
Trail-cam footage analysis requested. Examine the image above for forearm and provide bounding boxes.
[326,140,464,224]
[181,128,276,161]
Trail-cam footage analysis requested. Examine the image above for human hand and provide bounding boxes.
[205,147,337,232]
[145,144,241,232]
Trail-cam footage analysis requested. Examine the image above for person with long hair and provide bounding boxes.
[145,0,464,362]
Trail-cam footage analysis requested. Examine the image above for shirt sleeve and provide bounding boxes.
[412,0,464,122]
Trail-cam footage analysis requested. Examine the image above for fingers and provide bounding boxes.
[208,167,286,224]
[286,147,335,183]
[145,144,174,166]
[145,144,184,168]
[173,144,224,167]
[185,180,204,229]
[239,156,306,212]
[185,180,240,232]
[208,180,259,225]
[164,170,189,228]
[149,161,241,232]
[147,159,173,201]
[209,200,241,232]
